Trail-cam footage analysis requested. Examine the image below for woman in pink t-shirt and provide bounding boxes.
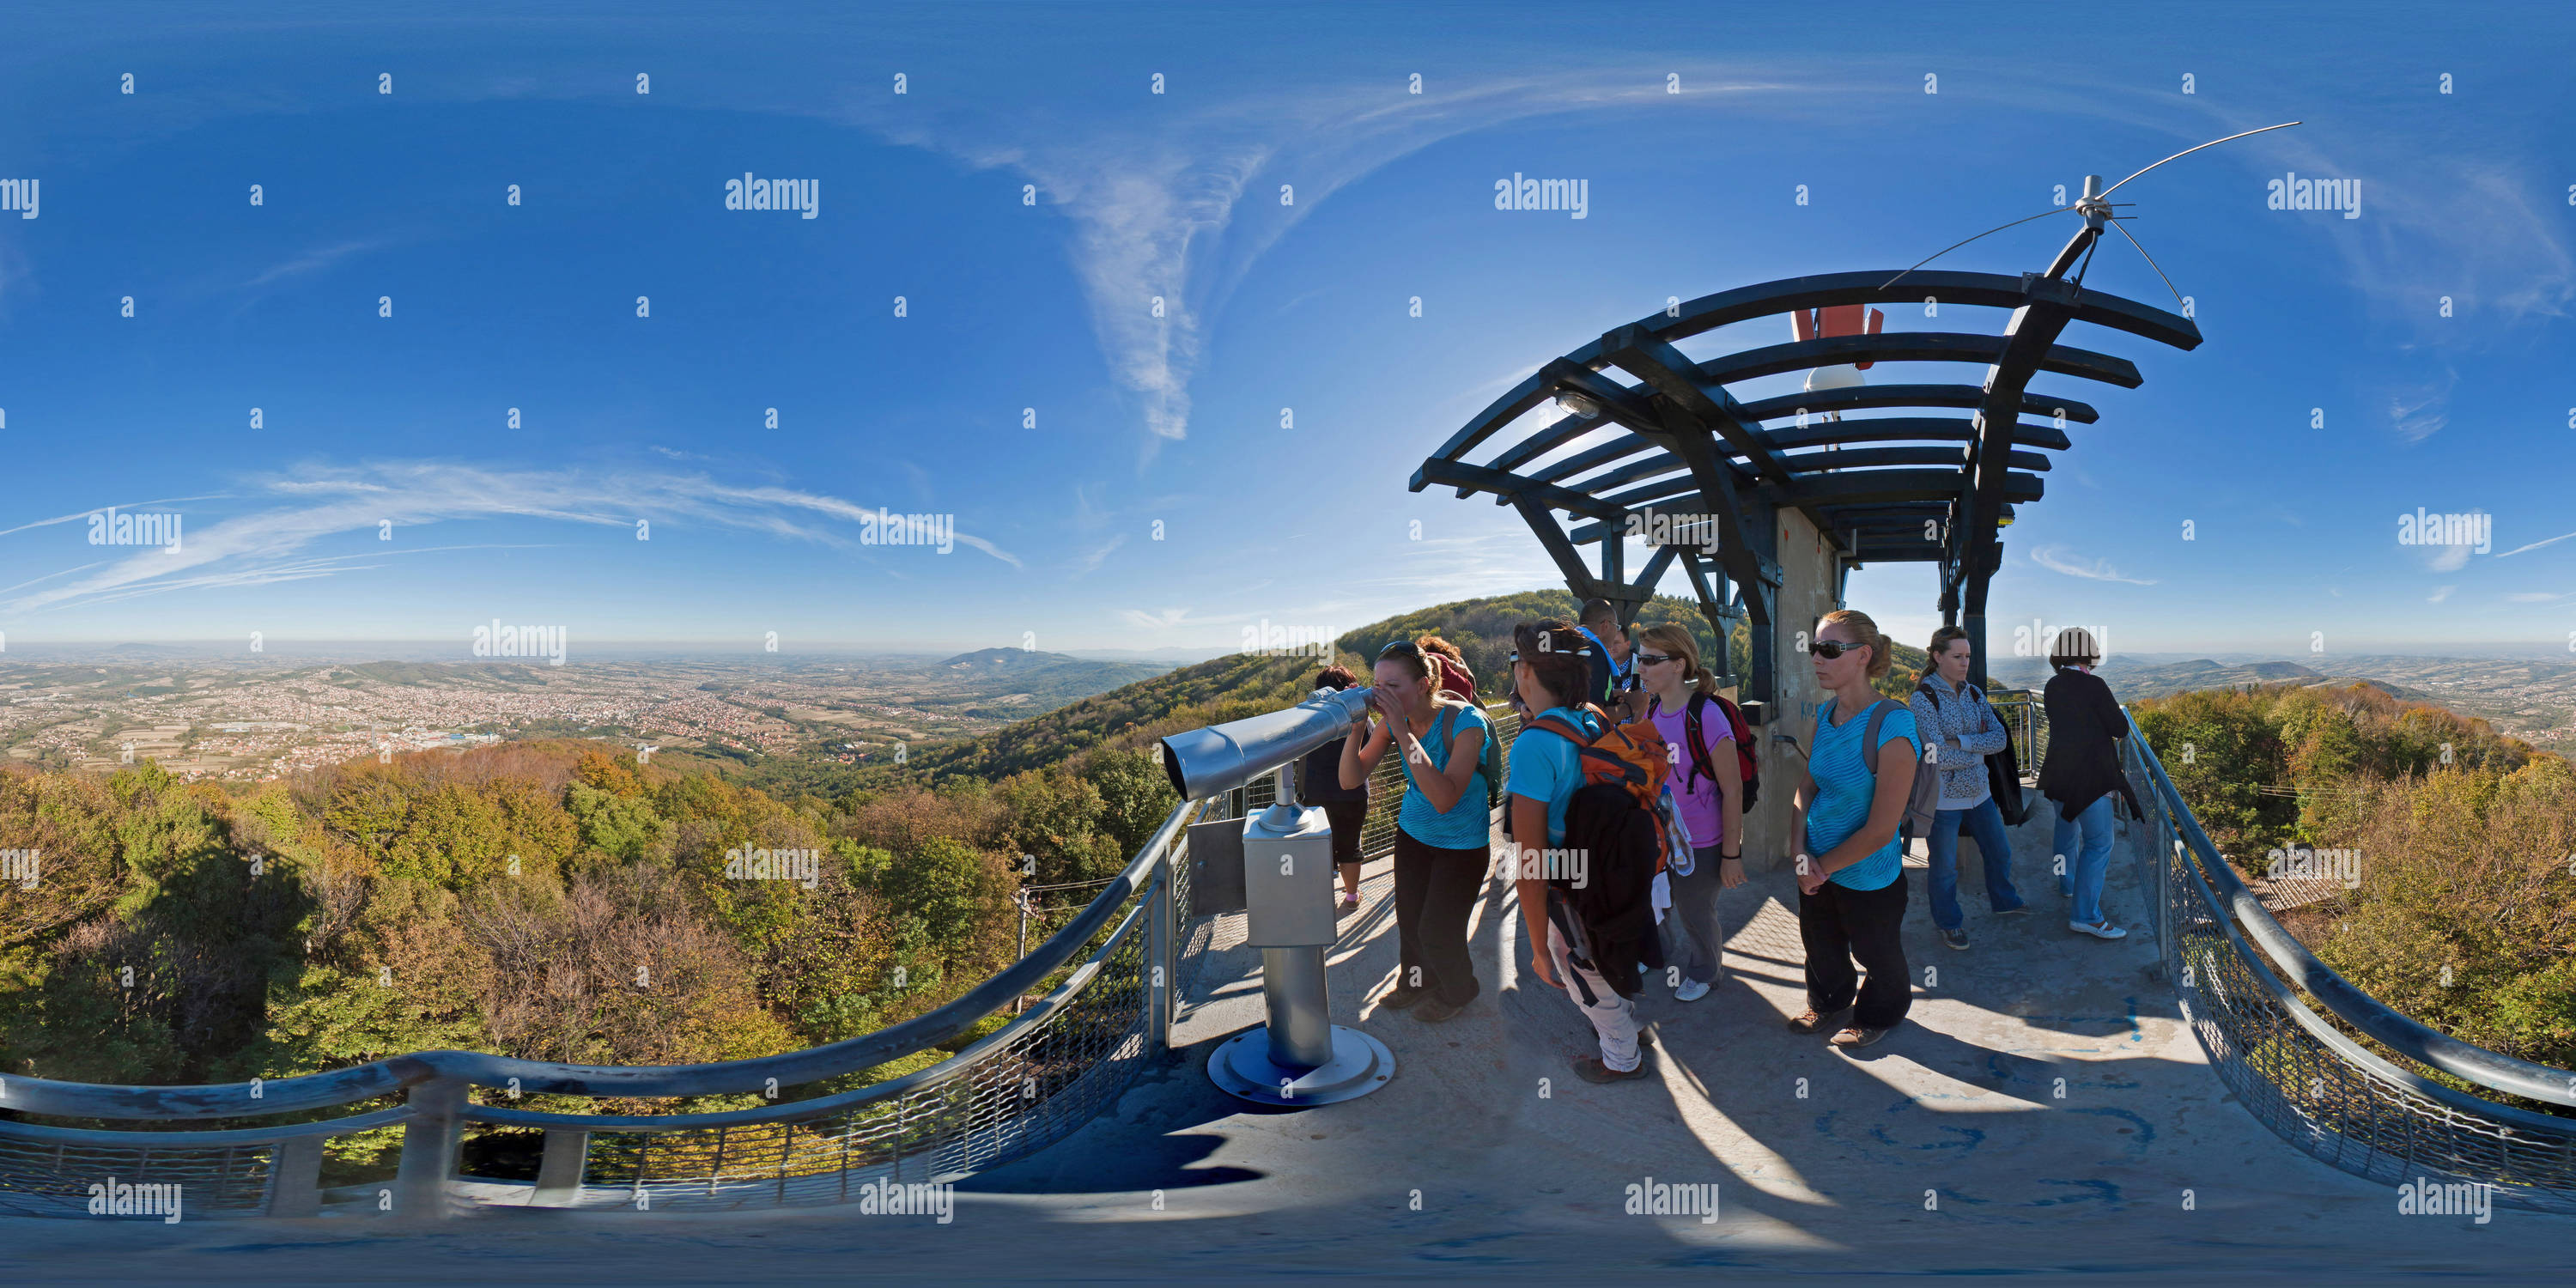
[1636,623,1745,1000]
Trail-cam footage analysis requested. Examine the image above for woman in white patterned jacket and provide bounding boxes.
[1906,626,2028,951]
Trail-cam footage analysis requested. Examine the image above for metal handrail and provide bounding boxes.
[461,896,1154,1134]
[2129,727,2576,1109]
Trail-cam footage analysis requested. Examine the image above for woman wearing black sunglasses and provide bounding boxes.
[1783,610,1920,1051]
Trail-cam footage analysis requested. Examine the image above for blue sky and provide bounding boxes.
[0,1,2569,659]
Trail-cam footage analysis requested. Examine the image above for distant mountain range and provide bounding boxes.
[1984,655,2439,703]
[917,648,1173,718]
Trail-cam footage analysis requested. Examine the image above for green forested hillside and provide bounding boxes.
[0,737,1175,1145]
[876,591,1761,787]
[2134,682,2575,1102]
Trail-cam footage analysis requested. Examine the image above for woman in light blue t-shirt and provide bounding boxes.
[1785,610,1921,1052]
[1342,640,1489,1024]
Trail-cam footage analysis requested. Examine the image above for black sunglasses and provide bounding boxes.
[1807,640,1868,659]
[1634,652,1678,666]
[1377,641,1421,659]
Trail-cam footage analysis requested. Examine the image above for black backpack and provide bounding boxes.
[1552,781,1666,1001]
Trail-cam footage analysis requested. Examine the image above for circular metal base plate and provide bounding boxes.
[1206,1024,1394,1105]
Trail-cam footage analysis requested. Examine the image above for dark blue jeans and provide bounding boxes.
[1925,797,2025,931]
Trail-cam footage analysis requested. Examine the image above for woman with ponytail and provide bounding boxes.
[1635,623,1743,1001]
[1784,609,1919,1050]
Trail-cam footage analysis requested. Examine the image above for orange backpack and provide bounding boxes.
[1524,704,1681,872]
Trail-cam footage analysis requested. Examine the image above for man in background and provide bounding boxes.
[1578,598,1643,720]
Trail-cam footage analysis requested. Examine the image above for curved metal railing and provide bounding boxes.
[0,702,1520,1220]
[2124,722,2576,1212]
[18,694,2565,1218]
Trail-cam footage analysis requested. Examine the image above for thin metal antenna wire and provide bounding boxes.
[2099,121,2303,197]
[1878,206,2075,290]
[2110,218,2187,310]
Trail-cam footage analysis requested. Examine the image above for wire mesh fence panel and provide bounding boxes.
[0,1134,274,1218]
[2138,742,2576,1214]
[569,900,1158,1211]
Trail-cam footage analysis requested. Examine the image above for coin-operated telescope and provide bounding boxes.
[1159,687,1394,1105]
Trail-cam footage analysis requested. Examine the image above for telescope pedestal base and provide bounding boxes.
[1206,1024,1393,1106]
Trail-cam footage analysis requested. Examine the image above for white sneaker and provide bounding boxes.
[1674,977,1711,1001]
[2069,919,2128,940]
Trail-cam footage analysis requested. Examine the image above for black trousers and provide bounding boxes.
[1392,829,1485,1005]
[1321,799,1369,867]
[1797,871,1911,1030]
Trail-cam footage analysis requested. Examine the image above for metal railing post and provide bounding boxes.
[392,1075,467,1222]
[1148,844,1174,1049]
[265,1134,325,1218]
[532,1128,590,1206]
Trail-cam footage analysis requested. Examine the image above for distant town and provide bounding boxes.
[0,648,1171,782]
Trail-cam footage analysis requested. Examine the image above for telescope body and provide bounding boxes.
[1159,685,1374,801]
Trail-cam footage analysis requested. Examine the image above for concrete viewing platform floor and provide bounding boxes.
[6,813,2571,1284]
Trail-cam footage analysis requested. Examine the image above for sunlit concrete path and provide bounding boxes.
[5,814,2569,1284]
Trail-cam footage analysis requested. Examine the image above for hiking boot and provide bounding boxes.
[1412,995,1464,1024]
[1940,927,1970,951]
[1830,1024,1893,1050]
[1574,1054,1649,1084]
[1787,1005,1849,1034]
[2070,919,2129,940]
[1378,985,1426,1010]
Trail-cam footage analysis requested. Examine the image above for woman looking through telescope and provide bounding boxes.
[1340,640,1491,1024]
[1297,665,1372,914]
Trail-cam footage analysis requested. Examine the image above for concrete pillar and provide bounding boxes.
[1739,507,1845,874]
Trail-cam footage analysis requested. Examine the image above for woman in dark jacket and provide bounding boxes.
[1297,665,1372,913]
[2035,629,2135,940]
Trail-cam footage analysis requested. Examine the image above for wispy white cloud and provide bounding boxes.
[0,461,1021,613]
[2427,585,2455,604]
[1073,534,1127,577]
[2495,530,2576,558]
[241,237,398,288]
[2029,544,2157,586]
[2387,381,2451,443]
[844,70,1811,451]
[2505,591,2561,603]
[1119,606,1195,632]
